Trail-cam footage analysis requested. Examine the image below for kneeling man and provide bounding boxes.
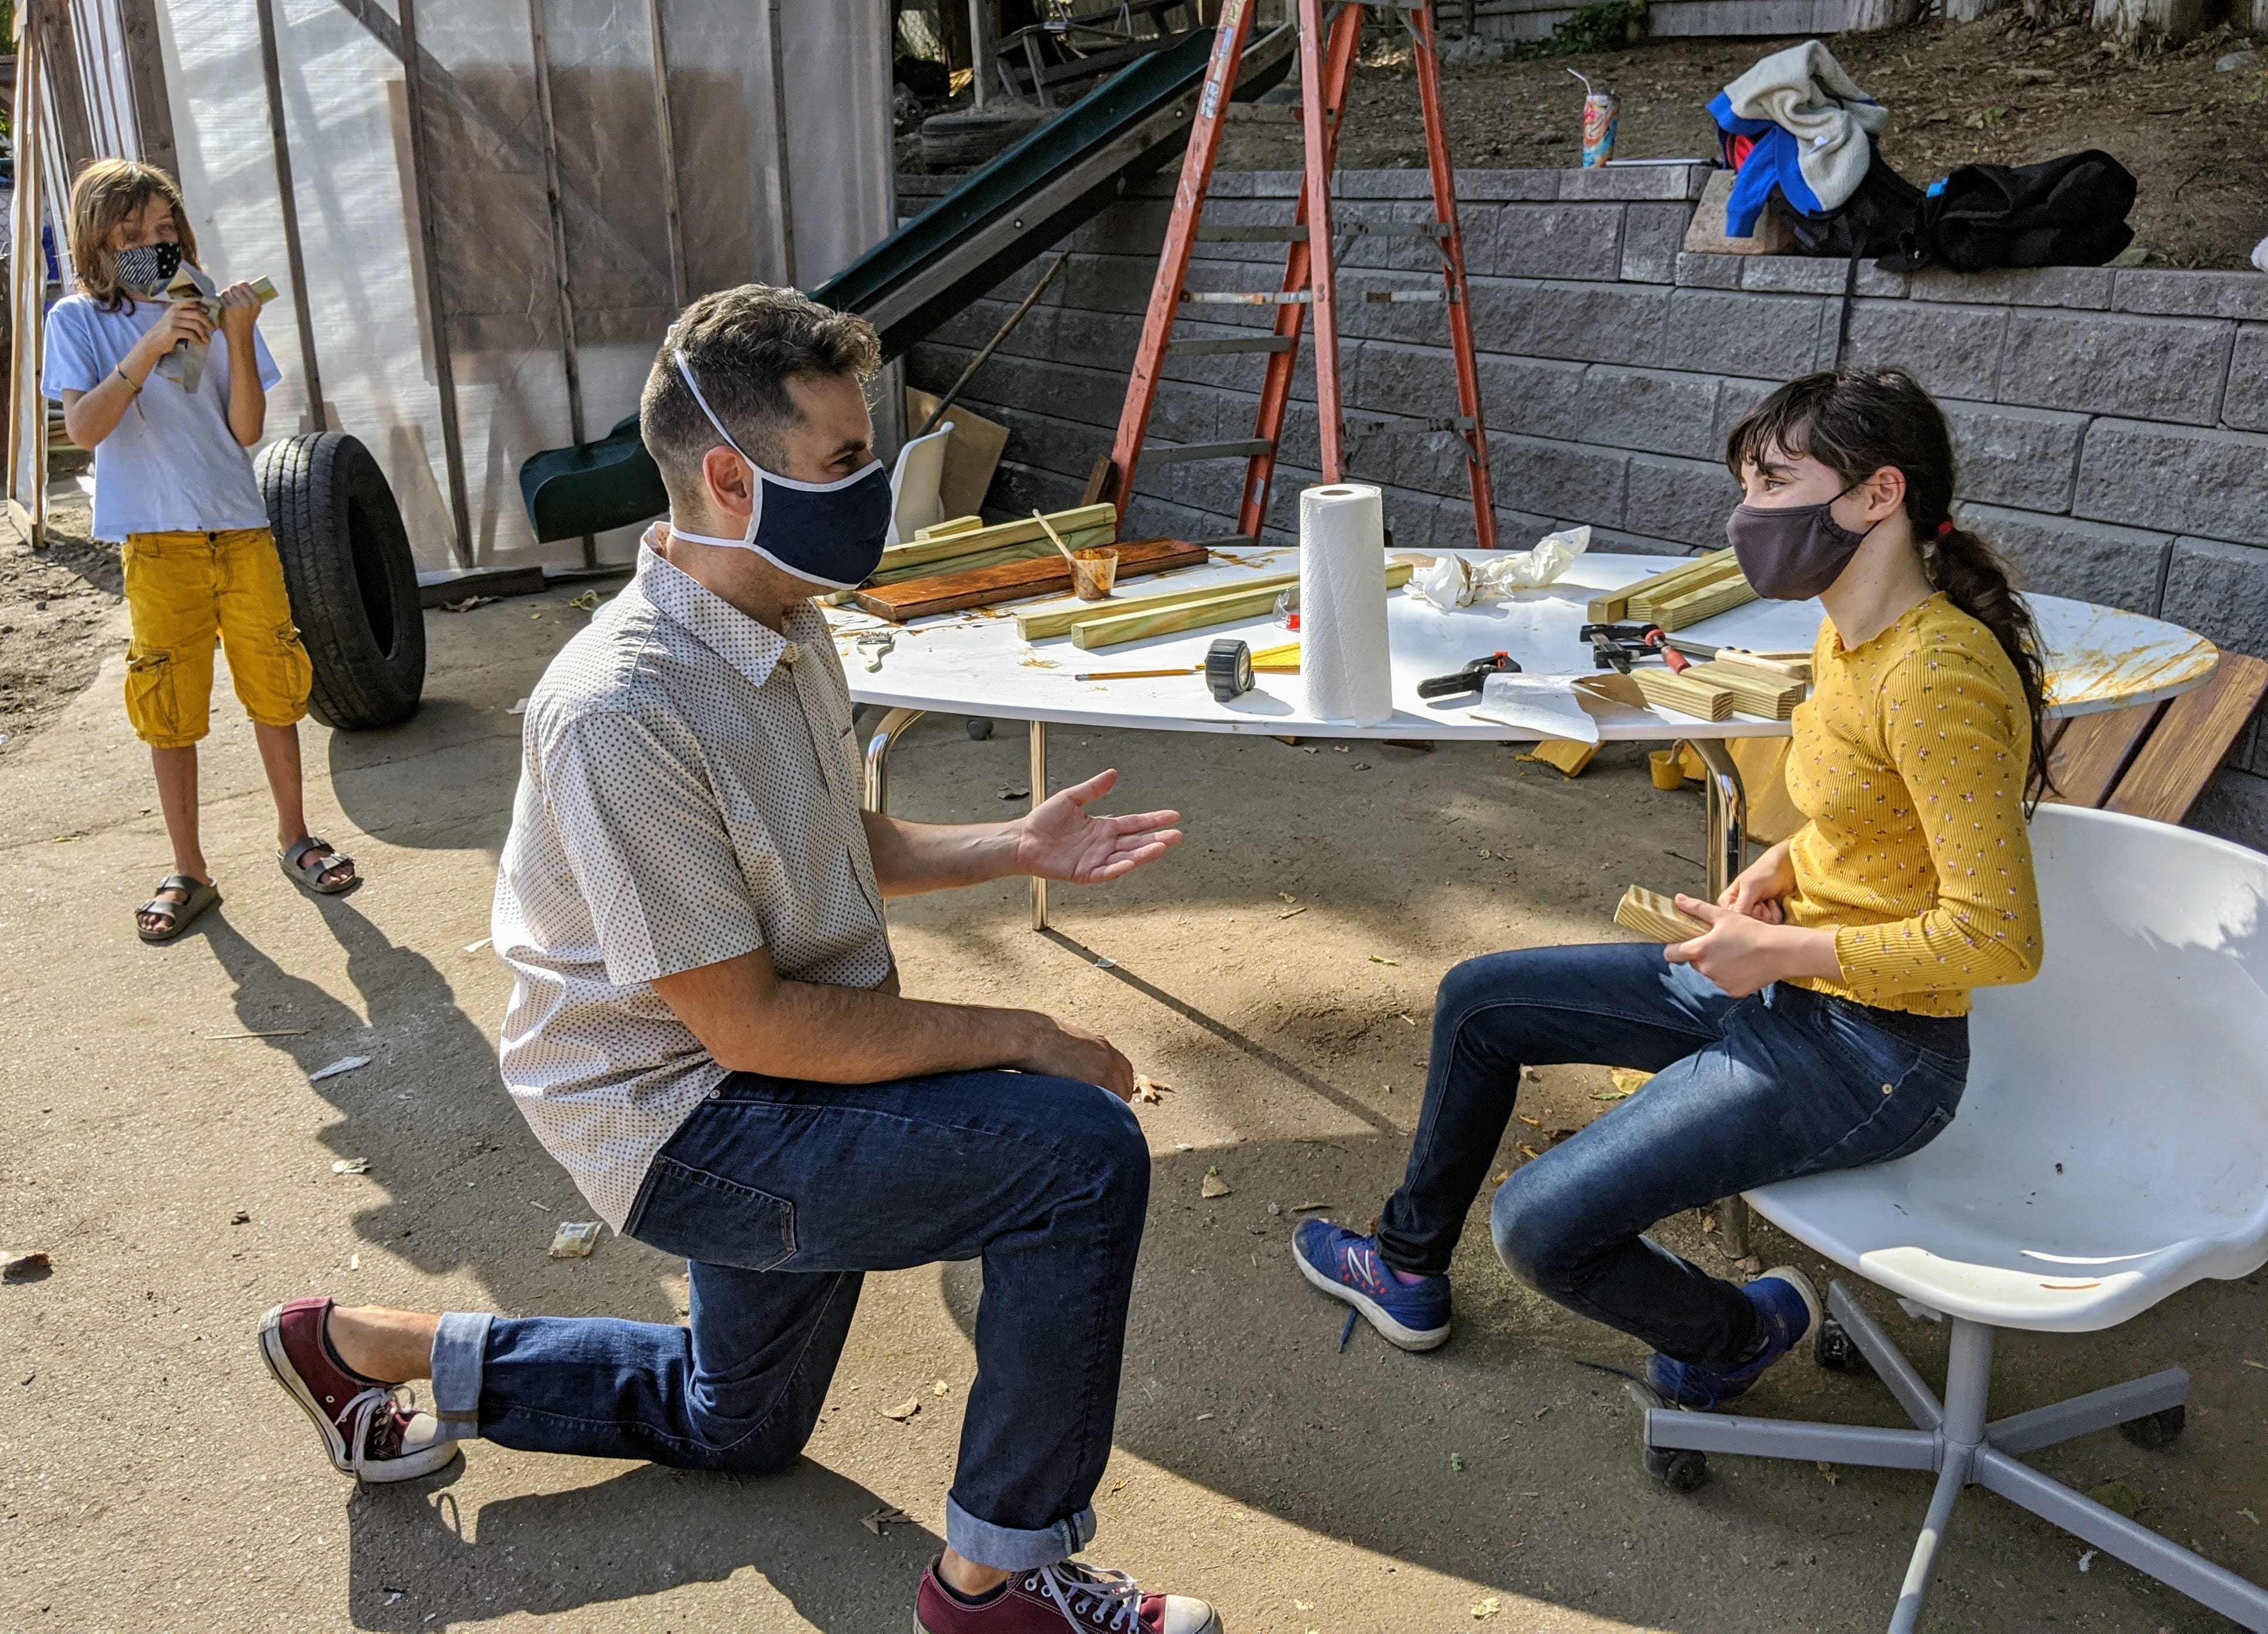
[259,285,1218,1633]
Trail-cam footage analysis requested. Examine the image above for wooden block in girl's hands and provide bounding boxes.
[1614,885,1709,944]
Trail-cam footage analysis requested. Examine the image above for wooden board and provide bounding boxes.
[1710,648,1812,684]
[1071,561,1416,650]
[1016,570,1298,643]
[878,502,1115,574]
[2043,702,2164,808]
[1592,548,1744,624]
[2105,651,2268,823]
[855,537,1207,622]
[1631,667,1735,720]
[1647,574,1759,632]
[1615,885,1708,943]
[868,525,1113,589]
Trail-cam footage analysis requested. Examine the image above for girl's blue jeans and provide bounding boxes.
[1377,942,1969,1369]
[428,1069,1148,1572]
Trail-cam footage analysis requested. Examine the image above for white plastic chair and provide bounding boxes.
[884,420,955,548]
[1643,803,2268,1633]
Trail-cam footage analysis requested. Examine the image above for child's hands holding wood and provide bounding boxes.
[215,280,262,342]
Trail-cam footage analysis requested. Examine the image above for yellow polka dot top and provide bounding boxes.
[1780,591,2042,1018]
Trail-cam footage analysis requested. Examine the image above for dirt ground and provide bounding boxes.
[0,489,116,764]
[905,13,2268,269]
[4,566,2267,1632]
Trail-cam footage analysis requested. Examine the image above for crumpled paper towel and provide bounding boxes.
[1409,524,1590,610]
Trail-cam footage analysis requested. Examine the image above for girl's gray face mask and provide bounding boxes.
[1724,483,1869,601]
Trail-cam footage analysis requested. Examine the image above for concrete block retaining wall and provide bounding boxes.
[898,165,2268,842]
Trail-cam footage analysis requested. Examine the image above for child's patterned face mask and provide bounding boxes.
[113,240,183,295]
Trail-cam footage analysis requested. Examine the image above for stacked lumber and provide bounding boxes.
[1614,885,1708,944]
[1587,548,1758,630]
[1631,667,1735,720]
[1711,647,1811,684]
[1680,660,1806,721]
[1015,570,1296,642]
[869,503,1116,588]
[1069,561,1416,650]
[855,537,1208,622]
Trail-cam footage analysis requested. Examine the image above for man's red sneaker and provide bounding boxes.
[916,1558,1221,1634]
[258,1297,458,1484]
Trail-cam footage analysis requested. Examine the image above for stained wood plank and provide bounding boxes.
[2044,701,2165,808]
[854,537,1206,622]
[2107,652,2268,823]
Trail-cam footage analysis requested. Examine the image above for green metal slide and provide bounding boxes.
[517,21,1294,545]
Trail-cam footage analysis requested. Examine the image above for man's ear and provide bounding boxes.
[701,444,755,524]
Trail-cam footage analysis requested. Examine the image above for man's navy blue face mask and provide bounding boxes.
[664,348,893,591]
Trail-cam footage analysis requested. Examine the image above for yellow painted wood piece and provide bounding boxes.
[1681,660,1806,720]
[1250,640,1300,673]
[913,514,986,541]
[1646,573,1758,632]
[871,525,1113,588]
[1614,884,1708,943]
[1521,738,1599,777]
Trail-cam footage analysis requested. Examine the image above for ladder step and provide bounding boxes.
[1170,335,1296,357]
[1348,221,1453,239]
[1363,288,1460,304]
[1348,415,1479,437]
[1182,290,1314,305]
[1145,439,1275,466]
[1195,223,1311,243]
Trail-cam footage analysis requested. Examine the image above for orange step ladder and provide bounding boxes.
[1098,0,1496,550]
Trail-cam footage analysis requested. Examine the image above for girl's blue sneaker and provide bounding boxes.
[1646,1266,1820,1409]
[1291,1219,1452,1351]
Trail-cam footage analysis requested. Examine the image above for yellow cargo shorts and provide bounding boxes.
[121,528,313,748]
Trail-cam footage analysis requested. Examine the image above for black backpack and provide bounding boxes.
[1878,150,2137,273]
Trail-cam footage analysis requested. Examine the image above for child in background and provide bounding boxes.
[45,159,359,944]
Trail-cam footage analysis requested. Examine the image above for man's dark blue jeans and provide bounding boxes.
[1377,943,1968,1369]
[426,1069,1148,1571]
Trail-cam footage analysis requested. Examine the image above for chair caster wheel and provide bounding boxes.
[966,718,994,740]
[1815,1315,1871,1374]
[1646,1446,1709,1493]
[2119,1404,2185,1450]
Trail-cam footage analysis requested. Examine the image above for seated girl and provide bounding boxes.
[1294,366,2047,1407]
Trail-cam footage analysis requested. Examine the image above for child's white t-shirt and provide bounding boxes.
[42,292,284,544]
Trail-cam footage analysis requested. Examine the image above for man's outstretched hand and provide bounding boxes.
[1014,768,1184,884]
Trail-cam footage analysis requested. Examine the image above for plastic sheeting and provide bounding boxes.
[155,0,896,573]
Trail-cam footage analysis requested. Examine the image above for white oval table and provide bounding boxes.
[831,546,2217,921]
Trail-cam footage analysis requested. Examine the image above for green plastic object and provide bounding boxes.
[519,411,666,545]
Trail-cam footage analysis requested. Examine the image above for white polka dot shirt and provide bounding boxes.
[1781,592,2043,1018]
[490,538,893,1229]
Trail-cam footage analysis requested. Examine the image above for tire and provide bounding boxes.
[257,432,426,731]
[920,106,1047,168]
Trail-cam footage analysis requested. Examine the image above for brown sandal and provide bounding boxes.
[137,874,221,943]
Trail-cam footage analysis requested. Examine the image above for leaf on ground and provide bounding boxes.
[1516,1114,1542,1128]
[998,786,1030,800]
[1491,1171,1509,1185]
[1472,1596,1501,1619]
[1277,904,1308,920]
[1369,954,1399,965]
[1289,1201,1331,1212]
[1817,1462,1840,1486]
[2088,1480,2142,1518]
[1516,1143,1541,1160]
[1450,1454,1466,1472]
[1201,1167,1233,1199]
[881,1396,922,1422]
[861,1506,910,1534]
[1133,1074,1173,1103]
[331,1157,371,1175]
[1607,1067,1653,1097]
[932,1379,951,1396]
[310,1056,371,1083]
[1,1249,50,1280]
[2240,1508,2261,1525]
[1292,1600,1315,1612]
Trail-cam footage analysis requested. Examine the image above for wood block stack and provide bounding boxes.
[1614,885,1708,943]
[1587,548,1758,632]
[869,503,1117,589]
[1021,561,1418,651]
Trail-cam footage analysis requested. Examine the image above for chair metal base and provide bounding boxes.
[1643,1282,2268,1633]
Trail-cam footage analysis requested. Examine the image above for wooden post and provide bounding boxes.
[7,5,50,549]
[644,0,687,309]
[524,0,593,567]
[253,0,327,433]
[39,2,94,183]
[766,0,797,284]
[114,0,178,178]
[395,0,474,567]
[967,0,991,111]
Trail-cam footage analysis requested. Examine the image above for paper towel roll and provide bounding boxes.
[1299,483,1393,725]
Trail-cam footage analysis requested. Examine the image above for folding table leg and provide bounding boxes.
[1031,718,1049,931]
[862,707,927,814]
[1686,735,1752,1260]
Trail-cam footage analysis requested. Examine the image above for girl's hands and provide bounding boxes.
[130,300,214,370]
[1664,894,1842,999]
[1719,838,1796,925]
[216,282,260,341]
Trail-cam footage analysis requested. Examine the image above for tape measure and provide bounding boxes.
[1205,638,1254,703]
